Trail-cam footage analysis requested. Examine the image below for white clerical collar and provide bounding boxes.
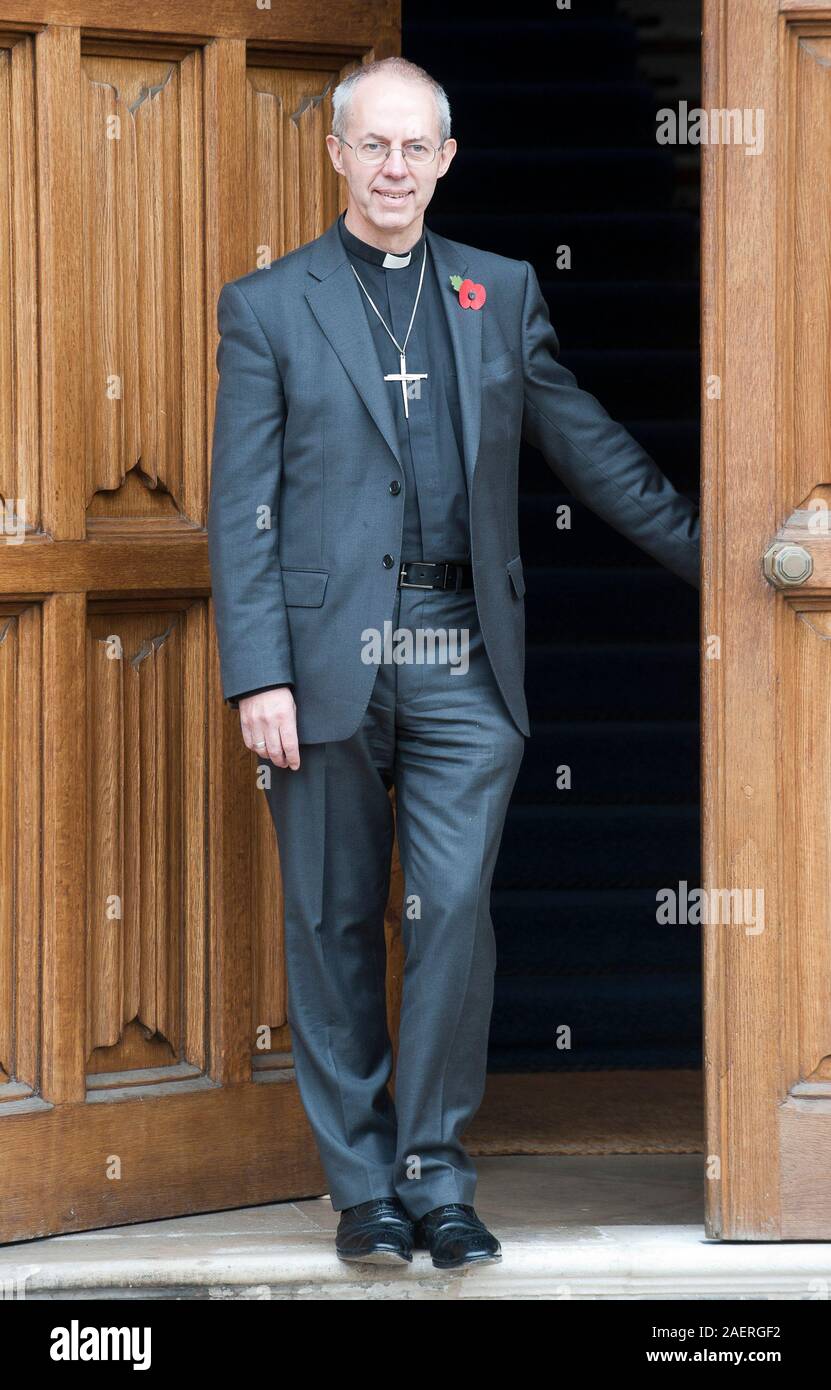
[338,212,425,269]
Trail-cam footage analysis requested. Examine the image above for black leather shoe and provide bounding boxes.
[413,1203,502,1269]
[335,1197,414,1265]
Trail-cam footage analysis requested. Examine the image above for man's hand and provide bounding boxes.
[240,686,300,770]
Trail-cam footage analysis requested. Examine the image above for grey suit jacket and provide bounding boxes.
[207,216,699,743]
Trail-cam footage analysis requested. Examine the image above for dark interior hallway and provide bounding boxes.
[404,0,702,1073]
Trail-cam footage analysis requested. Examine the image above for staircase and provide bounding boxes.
[404,0,702,1070]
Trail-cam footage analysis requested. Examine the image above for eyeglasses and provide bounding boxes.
[339,138,442,166]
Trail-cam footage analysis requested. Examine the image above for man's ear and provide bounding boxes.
[325,134,346,174]
[436,138,458,179]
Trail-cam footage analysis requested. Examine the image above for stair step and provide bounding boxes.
[433,147,677,214]
[521,567,698,641]
[547,348,699,419]
[511,720,699,802]
[492,887,702,970]
[494,804,699,888]
[487,1040,701,1071]
[489,972,702,1064]
[539,280,699,349]
[429,210,697,277]
[524,644,699,720]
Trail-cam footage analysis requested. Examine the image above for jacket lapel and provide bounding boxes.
[305,221,403,470]
[426,226,483,491]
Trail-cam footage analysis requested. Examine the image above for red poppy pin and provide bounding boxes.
[450,274,487,310]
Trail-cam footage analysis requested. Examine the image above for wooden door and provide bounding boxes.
[703,0,831,1237]
[0,0,398,1242]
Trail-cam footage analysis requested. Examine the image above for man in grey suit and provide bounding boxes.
[207,56,699,1270]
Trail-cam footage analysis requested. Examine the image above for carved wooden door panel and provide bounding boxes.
[0,0,397,1242]
[703,0,831,1237]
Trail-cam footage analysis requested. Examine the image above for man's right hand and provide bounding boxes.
[239,686,300,770]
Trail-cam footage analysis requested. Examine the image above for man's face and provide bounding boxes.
[325,74,457,244]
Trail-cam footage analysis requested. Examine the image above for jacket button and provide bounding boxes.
[382,554,395,568]
[389,480,401,495]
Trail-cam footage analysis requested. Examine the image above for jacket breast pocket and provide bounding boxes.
[506,554,525,598]
[281,568,329,606]
[481,348,519,381]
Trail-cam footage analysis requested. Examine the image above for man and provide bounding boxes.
[207,56,699,1271]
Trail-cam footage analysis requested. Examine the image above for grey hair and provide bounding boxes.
[330,56,451,147]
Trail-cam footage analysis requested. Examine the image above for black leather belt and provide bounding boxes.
[398,559,473,591]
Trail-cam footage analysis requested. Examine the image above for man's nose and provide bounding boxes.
[381,149,408,176]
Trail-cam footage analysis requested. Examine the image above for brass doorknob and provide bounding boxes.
[763,542,813,587]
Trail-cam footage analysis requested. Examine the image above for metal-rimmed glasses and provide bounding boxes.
[339,137,444,165]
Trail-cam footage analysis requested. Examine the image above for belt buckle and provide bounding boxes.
[399,561,438,590]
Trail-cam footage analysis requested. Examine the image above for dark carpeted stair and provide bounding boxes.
[404,0,701,1071]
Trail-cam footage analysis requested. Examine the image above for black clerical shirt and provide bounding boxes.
[337,210,470,564]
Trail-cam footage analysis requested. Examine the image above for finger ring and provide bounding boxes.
[254,740,266,747]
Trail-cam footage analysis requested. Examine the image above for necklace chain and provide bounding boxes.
[349,242,428,356]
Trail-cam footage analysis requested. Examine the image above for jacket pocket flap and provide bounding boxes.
[506,555,526,598]
[282,568,329,607]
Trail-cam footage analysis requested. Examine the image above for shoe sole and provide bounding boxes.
[336,1247,413,1266]
[431,1251,502,1270]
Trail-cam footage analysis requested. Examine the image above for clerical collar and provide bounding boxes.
[338,211,426,269]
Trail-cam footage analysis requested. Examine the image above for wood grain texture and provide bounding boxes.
[0,605,41,1096]
[704,0,831,1238]
[36,24,84,539]
[703,0,782,1243]
[0,36,39,538]
[0,1079,325,1243]
[0,1,400,1242]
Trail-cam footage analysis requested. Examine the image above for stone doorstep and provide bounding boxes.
[2,1160,828,1300]
[2,1227,831,1301]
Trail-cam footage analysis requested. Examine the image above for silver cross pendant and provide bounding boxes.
[384,351,428,419]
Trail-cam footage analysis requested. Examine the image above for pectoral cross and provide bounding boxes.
[384,351,428,419]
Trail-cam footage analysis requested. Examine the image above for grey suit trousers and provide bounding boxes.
[263,584,526,1219]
